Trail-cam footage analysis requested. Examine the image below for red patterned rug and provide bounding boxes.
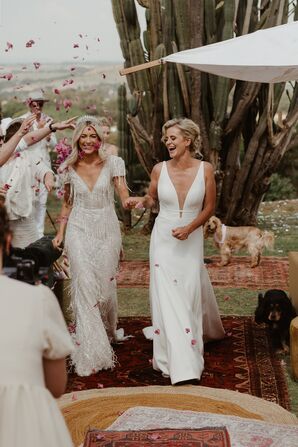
[67,316,290,410]
[83,427,231,447]
[117,257,288,289]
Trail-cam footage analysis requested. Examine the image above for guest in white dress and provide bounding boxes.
[0,115,75,248]
[0,201,74,447]
[126,118,225,384]
[53,116,130,376]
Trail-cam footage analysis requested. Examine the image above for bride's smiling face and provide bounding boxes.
[79,126,101,154]
[163,126,190,158]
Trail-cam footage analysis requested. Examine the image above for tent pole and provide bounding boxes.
[119,59,164,76]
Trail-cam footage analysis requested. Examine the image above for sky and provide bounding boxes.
[0,0,145,64]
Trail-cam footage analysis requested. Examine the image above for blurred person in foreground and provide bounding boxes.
[0,200,74,447]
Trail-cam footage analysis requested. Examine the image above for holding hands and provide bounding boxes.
[124,196,146,210]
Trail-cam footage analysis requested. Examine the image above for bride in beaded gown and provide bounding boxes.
[126,118,225,385]
[53,116,130,376]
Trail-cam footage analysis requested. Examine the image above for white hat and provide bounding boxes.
[27,90,49,103]
[0,117,13,135]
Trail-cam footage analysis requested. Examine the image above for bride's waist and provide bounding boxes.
[157,208,198,222]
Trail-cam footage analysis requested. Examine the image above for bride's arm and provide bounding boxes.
[124,163,161,209]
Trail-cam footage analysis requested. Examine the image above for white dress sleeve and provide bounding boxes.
[41,285,74,359]
[110,155,126,178]
[15,138,28,153]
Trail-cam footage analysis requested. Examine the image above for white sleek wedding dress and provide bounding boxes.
[62,155,126,376]
[148,161,225,384]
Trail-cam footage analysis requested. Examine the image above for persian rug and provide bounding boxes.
[109,407,298,447]
[66,316,290,410]
[83,427,231,447]
[117,257,288,289]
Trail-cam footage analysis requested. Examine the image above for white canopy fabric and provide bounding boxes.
[163,21,298,83]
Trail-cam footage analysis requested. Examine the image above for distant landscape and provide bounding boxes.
[0,62,125,123]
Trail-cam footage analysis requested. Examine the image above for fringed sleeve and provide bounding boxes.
[110,155,126,178]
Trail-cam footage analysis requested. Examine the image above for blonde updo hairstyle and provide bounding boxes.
[161,118,203,159]
[61,116,107,169]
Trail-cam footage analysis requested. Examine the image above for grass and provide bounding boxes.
[46,196,298,416]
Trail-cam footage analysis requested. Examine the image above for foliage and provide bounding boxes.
[112,0,298,226]
[264,173,296,201]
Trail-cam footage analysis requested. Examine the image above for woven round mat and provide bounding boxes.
[59,386,298,446]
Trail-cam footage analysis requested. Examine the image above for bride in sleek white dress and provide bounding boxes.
[126,118,225,384]
[53,116,130,376]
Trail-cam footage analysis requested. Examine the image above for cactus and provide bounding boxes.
[112,0,298,226]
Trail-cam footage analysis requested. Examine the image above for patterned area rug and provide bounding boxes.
[117,256,288,289]
[83,427,231,447]
[66,316,290,410]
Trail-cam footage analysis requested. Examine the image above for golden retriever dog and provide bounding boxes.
[204,216,274,267]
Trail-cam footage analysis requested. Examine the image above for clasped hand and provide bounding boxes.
[172,226,190,240]
[124,197,145,210]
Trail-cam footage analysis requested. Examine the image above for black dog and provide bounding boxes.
[255,289,296,353]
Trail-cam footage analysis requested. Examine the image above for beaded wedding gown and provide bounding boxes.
[147,161,225,384]
[62,155,125,376]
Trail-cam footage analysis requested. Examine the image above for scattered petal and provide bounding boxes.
[73,43,79,48]
[71,393,78,401]
[96,434,105,440]
[185,328,191,334]
[33,62,41,70]
[191,339,197,346]
[154,329,160,335]
[0,73,13,81]
[75,341,81,346]
[62,79,74,87]
[63,98,72,110]
[78,33,83,38]
[25,39,35,48]
[224,295,230,301]
[154,263,159,267]
[97,383,104,389]
[5,42,13,52]
[148,434,161,440]
[53,88,60,95]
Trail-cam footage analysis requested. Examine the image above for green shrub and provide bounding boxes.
[264,173,296,201]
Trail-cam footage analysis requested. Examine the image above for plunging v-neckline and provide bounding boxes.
[71,164,105,193]
[164,161,202,216]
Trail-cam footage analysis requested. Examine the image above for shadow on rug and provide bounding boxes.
[117,257,288,289]
[66,316,289,410]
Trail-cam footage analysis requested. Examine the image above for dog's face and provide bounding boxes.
[204,216,221,237]
[255,289,296,326]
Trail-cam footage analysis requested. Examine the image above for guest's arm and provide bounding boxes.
[0,115,36,166]
[43,358,68,398]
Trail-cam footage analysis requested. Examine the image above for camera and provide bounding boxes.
[3,236,62,285]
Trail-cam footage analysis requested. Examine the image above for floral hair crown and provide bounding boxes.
[76,115,100,127]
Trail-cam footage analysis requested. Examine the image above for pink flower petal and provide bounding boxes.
[97,383,104,389]
[53,88,60,95]
[185,328,191,334]
[5,42,13,52]
[224,295,230,301]
[148,433,161,440]
[63,98,72,110]
[191,339,197,346]
[73,43,79,48]
[25,39,35,48]
[96,434,105,440]
[78,33,83,38]
[71,393,78,401]
[154,329,160,335]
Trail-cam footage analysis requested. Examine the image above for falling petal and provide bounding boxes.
[97,383,104,389]
[25,39,35,48]
[54,88,60,95]
[154,329,160,335]
[73,43,79,48]
[78,33,83,38]
[70,66,76,71]
[71,393,78,401]
[63,98,72,110]
[191,339,197,346]
[5,42,13,52]
[154,263,159,267]
[101,73,106,79]
[33,62,41,70]
[96,434,105,440]
[185,328,191,334]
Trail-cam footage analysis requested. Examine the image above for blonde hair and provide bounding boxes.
[161,118,203,159]
[61,115,107,170]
